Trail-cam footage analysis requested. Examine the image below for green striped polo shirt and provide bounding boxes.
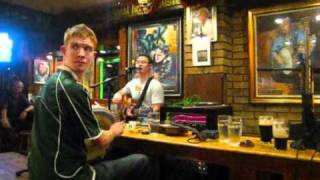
[29,68,102,180]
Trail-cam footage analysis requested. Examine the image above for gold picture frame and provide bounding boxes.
[249,2,320,103]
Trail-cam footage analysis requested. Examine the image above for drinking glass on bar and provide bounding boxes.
[147,112,160,134]
[217,115,231,143]
[272,118,289,150]
[228,116,243,146]
[110,103,120,120]
[258,115,273,143]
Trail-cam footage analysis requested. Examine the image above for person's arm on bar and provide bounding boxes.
[94,121,125,149]
[152,104,161,113]
[19,105,34,120]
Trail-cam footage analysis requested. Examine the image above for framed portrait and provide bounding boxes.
[34,58,50,84]
[128,18,182,97]
[249,2,320,103]
[186,5,217,43]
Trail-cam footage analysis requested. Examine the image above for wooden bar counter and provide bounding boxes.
[112,129,320,180]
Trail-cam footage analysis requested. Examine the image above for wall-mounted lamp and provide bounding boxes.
[46,52,53,60]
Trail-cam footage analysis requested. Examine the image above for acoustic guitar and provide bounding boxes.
[119,76,154,120]
[117,94,140,121]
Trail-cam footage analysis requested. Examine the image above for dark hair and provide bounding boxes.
[6,77,23,91]
[137,54,153,64]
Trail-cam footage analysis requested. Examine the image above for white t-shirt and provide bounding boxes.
[123,78,164,108]
[192,19,212,39]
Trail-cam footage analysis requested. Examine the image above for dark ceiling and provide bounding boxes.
[0,0,307,15]
[0,0,114,15]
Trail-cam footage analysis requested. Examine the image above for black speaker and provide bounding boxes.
[290,120,320,150]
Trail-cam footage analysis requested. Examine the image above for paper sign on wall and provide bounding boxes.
[192,36,211,66]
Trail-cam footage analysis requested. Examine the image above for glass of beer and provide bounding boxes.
[258,115,273,143]
[147,112,160,134]
[228,116,243,146]
[217,115,231,143]
[272,118,289,150]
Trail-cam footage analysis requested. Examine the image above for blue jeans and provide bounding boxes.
[93,154,154,180]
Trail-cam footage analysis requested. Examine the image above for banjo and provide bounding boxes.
[85,105,116,161]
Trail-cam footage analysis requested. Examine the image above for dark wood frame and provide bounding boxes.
[127,18,183,97]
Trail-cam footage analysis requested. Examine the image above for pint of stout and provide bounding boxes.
[272,118,289,150]
[258,116,273,143]
[274,137,288,150]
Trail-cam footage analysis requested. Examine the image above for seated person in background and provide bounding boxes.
[113,54,164,118]
[0,78,34,151]
[29,24,154,180]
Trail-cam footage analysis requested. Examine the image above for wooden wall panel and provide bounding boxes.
[185,73,225,104]
[119,27,128,88]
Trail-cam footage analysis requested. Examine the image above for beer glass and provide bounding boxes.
[110,103,120,120]
[138,105,152,124]
[147,112,160,133]
[272,118,289,150]
[228,116,243,146]
[217,115,231,143]
[258,115,273,143]
[127,121,138,132]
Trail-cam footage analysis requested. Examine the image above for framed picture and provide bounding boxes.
[186,6,217,43]
[33,58,49,84]
[128,18,182,97]
[192,36,211,66]
[249,2,320,103]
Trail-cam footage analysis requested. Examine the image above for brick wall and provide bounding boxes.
[229,8,305,136]
[183,1,305,136]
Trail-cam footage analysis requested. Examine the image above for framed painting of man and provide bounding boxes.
[249,2,320,103]
[186,5,218,44]
[128,18,182,97]
[33,58,49,84]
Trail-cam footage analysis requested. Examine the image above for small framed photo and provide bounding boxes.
[186,5,218,43]
[34,58,49,84]
[192,36,211,66]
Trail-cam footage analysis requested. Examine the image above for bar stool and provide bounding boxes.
[18,130,31,155]
[16,130,31,177]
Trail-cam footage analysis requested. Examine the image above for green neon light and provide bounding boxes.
[99,61,104,99]
[104,57,120,64]
[98,57,120,99]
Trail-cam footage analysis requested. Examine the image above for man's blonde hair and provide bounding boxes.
[198,7,209,17]
[63,24,97,48]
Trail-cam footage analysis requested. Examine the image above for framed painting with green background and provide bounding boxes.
[128,18,182,97]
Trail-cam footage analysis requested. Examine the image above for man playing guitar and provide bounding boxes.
[112,54,164,118]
